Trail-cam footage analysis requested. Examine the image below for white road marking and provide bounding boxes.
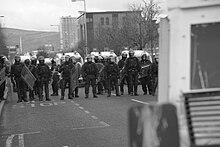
[12,105,24,109]
[53,101,66,105]
[15,131,40,135]
[18,134,24,147]
[79,106,84,110]
[99,121,110,127]
[84,111,90,114]
[40,103,53,107]
[91,116,98,120]
[72,125,109,130]
[75,103,80,106]
[6,135,15,147]
[131,99,149,105]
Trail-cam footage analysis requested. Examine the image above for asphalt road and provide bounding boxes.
[0,87,157,147]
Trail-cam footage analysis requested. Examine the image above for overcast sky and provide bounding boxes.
[0,0,166,32]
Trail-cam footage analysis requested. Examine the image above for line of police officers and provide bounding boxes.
[0,50,158,103]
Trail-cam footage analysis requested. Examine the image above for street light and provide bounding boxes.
[0,16,4,28]
[72,0,88,56]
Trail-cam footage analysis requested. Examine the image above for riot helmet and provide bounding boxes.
[128,50,135,57]
[24,59,30,66]
[86,54,92,62]
[38,56,45,64]
[94,56,99,63]
[71,56,76,64]
[14,55,21,63]
[121,52,127,60]
[65,55,70,62]
[141,54,147,61]
[0,55,5,64]
[109,56,115,63]
[31,56,37,65]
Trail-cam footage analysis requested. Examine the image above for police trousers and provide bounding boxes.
[60,78,71,97]
[120,75,129,94]
[39,80,49,100]
[106,76,119,95]
[85,75,96,95]
[128,71,139,94]
[15,77,27,101]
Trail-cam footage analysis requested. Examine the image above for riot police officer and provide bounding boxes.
[0,55,9,101]
[24,59,36,101]
[11,55,28,103]
[104,56,120,97]
[81,55,98,98]
[94,56,105,95]
[124,50,141,96]
[139,54,152,95]
[70,56,80,98]
[59,55,74,100]
[31,57,39,96]
[118,52,129,95]
[36,56,51,101]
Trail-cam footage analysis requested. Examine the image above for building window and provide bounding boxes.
[106,17,109,25]
[101,17,104,25]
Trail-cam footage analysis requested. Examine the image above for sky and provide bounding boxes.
[0,0,166,32]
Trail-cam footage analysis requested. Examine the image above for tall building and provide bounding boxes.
[60,16,78,50]
[77,11,139,51]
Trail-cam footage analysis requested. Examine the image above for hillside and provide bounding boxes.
[2,28,60,52]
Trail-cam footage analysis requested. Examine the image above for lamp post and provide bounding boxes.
[50,24,63,51]
[72,0,88,56]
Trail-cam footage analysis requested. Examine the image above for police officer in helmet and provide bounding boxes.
[59,55,74,100]
[124,49,141,96]
[118,52,129,95]
[11,55,28,103]
[36,56,51,101]
[0,55,9,101]
[104,56,120,97]
[81,54,98,98]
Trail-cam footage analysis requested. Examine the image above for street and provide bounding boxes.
[0,87,157,147]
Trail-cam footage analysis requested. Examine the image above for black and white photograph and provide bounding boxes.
[0,0,220,147]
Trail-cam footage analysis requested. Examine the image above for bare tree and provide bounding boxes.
[124,0,160,55]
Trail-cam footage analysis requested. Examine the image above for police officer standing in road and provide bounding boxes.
[70,56,80,98]
[0,55,9,101]
[104,56,120,97]
[24,59,37,101]
[118,52,129,95]
[81,55,98,98]
[59,55,74,100]
[139,54,152,95]
[11,55,28,103]
[94,56,105,95]
[30,57,39,97]
[36,56,51,101]
[124,50,141,96]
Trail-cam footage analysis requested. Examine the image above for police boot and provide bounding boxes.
[60,96,64,100]
[116,93,120,96]
[134,93,139,96]
[46,98,51,101]
[93,94,98,98]
[85,94,89,99]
